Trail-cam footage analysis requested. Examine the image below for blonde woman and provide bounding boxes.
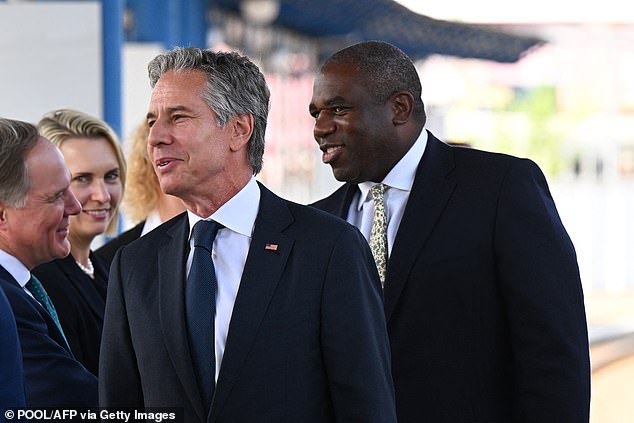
[33,109,126,376]
[96,121,184,265]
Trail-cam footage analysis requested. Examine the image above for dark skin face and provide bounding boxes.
[309,61,417,184]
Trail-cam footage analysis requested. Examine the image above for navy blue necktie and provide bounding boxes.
[186,219,221,411]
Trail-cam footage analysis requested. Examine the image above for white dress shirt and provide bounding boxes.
[347,130,428,257]
[0,248,33,293]
[141,209,163,236]
[186,177,260,381]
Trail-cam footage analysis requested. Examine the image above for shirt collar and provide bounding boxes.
[0,248,31,288]
[187,177,261,239]
[357,129,428,210]
[141,209,163,236]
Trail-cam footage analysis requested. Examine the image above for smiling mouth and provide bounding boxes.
[323,145,342,154]
[83,209,110,217]
[155,157,181,171]
[320,144,344,164]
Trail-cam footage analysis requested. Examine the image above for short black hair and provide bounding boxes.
[323,40,425,120]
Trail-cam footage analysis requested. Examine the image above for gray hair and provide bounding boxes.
[148,47,270,175]
[323,40,426,123]
[0,118,41,208]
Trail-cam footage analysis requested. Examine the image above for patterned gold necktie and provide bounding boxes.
[370,184,388,286]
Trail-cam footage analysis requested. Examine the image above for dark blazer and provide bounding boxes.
[312,132,591,423]
[0,286,25,413]
[0,265,97,408]
[33,252,108,376]
[95,221,145,266]
[100,183,396,423]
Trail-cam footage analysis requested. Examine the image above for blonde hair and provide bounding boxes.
[121,121,160,223]
[38,109,126,236]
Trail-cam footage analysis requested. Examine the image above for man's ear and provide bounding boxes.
[230,114,254,152]
[391,92,415,125]
[0,203,8,229]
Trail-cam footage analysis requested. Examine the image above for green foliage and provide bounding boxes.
[490,86,566,177]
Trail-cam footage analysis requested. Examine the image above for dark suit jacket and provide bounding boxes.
[0,287,25,412]
[312,132,591,423]
[95,221,145,266]
[100,183,396,423]
[33,252,108,376]
[0,265,97,408]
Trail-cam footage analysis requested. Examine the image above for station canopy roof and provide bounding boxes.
[213,0,544,63]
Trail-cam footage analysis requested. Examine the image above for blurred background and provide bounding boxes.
[1,0,633,420]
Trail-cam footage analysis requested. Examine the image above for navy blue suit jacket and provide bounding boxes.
[100,183,396,423]
[33,253,108,376]
[0,286,25,415]
[312,132,591,423]
[0,265,97,408]
[95,221,145,266]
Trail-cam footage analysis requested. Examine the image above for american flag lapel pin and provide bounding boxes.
[264,243,279,252]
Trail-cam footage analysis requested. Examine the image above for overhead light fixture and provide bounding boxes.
[240,0,281,26]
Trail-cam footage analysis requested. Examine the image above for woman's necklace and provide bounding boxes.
[75,257,95,277]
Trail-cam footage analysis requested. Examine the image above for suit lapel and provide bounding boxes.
[0,266,73,354]
[210,184,293,420]
[157,214,207,422]
[384,133,457,321]
[313,183,357,219]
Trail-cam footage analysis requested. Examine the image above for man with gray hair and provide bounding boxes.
[0,118,97,407]
[99,47,396,423]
